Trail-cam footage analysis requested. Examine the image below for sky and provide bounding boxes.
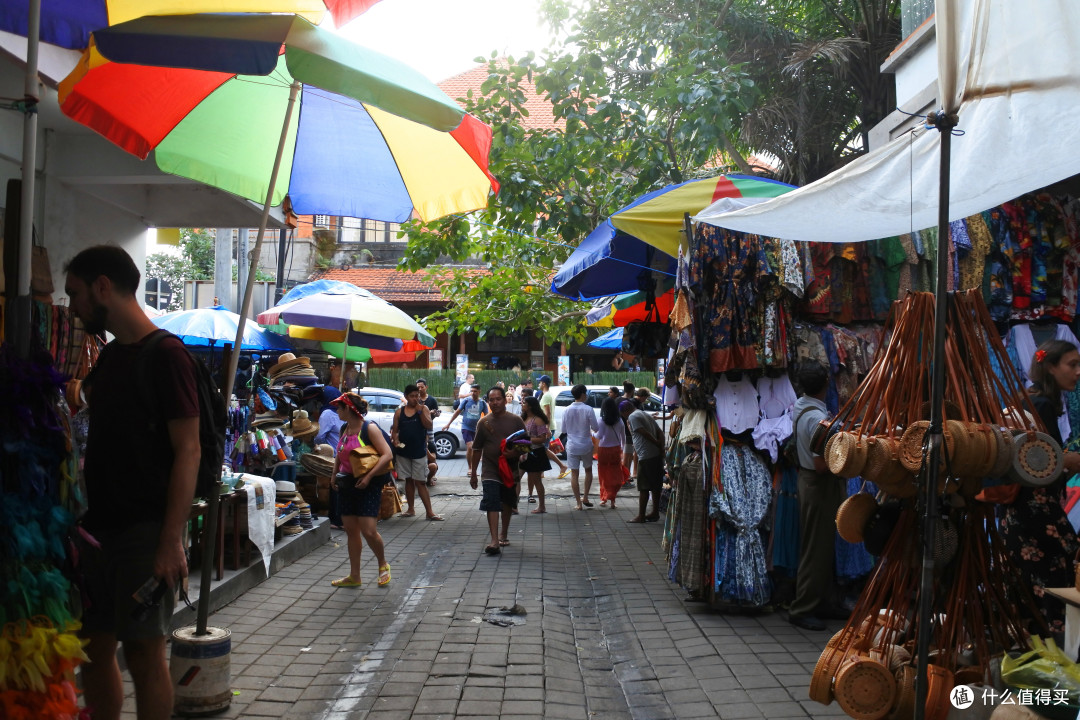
[147,0,561,253]
[334,0,559,82]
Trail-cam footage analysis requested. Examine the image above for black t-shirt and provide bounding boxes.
[396,406,428,459]
[83,332,199,537]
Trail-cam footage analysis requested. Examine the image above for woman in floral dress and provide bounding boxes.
[1001,339,1080,637]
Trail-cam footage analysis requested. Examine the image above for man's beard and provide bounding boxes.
[81,301,108,336]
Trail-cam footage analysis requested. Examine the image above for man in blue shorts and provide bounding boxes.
[469,387,527,555]
[445,383,488,468]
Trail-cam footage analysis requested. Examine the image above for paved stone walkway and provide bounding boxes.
[118,488,849,719]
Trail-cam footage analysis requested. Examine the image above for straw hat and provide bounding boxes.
[251,412,285,429]
[268,353,316,384]
[300,443,336,476]
[290,410,319,441]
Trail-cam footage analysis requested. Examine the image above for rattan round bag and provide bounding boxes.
[969,425,1000,477]
[898,421,955,473]
[887,666,915,720]
[864,437,915,498]
[809,644,846,705]
[923,664,954,720]
[988,426,1015,479]
[834,656,896,720]
[1008,430,1064,487]
[827,431,870,478]
[837,493,879,544]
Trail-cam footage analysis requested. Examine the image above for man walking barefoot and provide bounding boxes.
[470,387,527,554]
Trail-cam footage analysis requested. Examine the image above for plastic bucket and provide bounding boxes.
[170,625,232,716]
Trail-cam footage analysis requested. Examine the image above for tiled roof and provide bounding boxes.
[313,266,489,305]
[313,267,445,304]
[438,62,562,131]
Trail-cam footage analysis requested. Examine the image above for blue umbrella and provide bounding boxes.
[552,220,676,300]
[588,327,624,349]
[279,279,367,304]
[153,305,292,351]
[552,175,797,300]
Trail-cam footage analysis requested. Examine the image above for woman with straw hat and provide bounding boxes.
[328,392,393,588]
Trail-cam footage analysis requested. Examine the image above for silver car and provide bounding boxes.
[352,387,465,460]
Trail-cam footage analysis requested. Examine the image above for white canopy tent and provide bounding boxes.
[693,0,1080,243]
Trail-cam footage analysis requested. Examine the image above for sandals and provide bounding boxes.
[378,565,391,587]
[582,500,594,508]
[331,575,361,587]
[399,511,416,518]
[530,508,546,514]
[484,545,501,555]
[426,514,444,521]
[498,537,510,547]
[557,469,570,479]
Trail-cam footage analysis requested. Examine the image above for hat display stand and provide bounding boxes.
[809,290,1058,720]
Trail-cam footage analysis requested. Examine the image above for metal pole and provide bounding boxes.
[12,0,41,357]
[913,110,957,720]
[201,80,299,635]
[275,227,288,303]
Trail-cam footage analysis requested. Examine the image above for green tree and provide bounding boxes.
[145,228,233,311]
[400,0,899,338]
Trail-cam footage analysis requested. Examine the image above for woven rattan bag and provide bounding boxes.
[827,431,870,478]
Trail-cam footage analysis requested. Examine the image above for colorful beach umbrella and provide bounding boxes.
[258,290,435,347]
[586,289,676,328]
[552,175,795,299]
[0,1,383,51]
[58,13,499,222]
[152,305,293,351]
[609,175,795,257]
[587,327,624,349]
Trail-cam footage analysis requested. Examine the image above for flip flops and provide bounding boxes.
[484,545,501,555]
[331,575,361,587]
[378,565,391,586]
[498,538,510,547]
[557,469,570,479]
[426,515,444,521]
[582,500,594,508]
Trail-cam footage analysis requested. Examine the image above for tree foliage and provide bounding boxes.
[400,0,900,340]
[145,228,273,311]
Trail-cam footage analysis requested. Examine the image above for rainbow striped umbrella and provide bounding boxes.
[585,288,676,328]
[0,1,382,50]
[57,13,498,222]
[609,175,794,257]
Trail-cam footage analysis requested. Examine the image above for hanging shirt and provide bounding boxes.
[756,374,798,420]
[713,376,760,434]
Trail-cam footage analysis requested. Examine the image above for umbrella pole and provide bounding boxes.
[10,0,41,358]
[200,80,299,638]
[913,109,957,720]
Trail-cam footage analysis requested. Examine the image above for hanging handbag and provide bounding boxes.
[378,481,402,520]
[622,302,670,359]
[29,225,53,295]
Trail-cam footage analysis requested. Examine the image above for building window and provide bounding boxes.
[476,331,529,352]
[901,0,934,38]
[314,214,330,228]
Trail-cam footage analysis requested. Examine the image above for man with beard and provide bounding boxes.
[65,245,200,720]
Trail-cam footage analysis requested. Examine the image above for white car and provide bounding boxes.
[544,384,672,448]
[352,387,465,460]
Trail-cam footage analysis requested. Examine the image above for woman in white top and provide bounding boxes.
[596,396,626,509]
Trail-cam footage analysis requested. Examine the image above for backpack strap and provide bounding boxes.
[790,405,817,452]
[136,329,175,426]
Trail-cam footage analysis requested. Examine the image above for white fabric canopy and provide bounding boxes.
[693,0,1080,243]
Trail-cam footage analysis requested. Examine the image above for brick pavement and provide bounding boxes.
[116,486,848,719]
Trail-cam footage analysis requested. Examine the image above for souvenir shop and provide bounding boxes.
[0,302,94,718]
[0,299,335,717]
[659,186,1080,718]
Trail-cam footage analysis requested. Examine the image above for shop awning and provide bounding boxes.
[693,0,1080,243]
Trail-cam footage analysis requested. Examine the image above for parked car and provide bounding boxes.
[351,387,465,460]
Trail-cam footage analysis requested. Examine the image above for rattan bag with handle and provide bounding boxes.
[833,655,896,720]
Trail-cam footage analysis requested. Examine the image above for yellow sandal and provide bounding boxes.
[331,575,361,588]
[378,564,391,587]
